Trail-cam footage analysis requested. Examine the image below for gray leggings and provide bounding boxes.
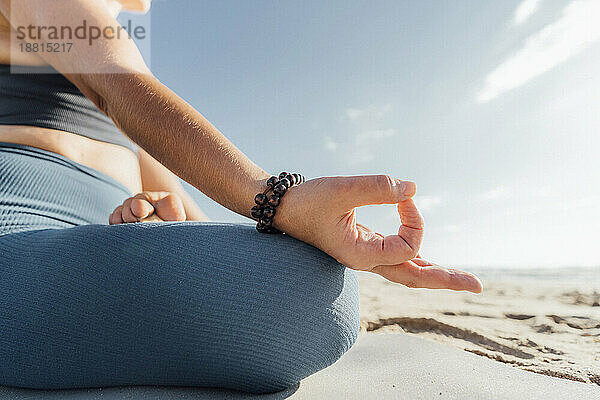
[0,143,359,393]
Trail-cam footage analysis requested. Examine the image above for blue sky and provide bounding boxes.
[124,0,599,268]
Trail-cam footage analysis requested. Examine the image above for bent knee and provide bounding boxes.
[245,266,360,394]
[315,267,360,362]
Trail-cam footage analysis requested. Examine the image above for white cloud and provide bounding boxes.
[477,0,600,103]
[414,195,444,211]
[336,105,396,164]
[344,129,397,165]
[344,105,392,121]
[513,0,542,25]
[354,129,396,144]
[477,186,510,201]
[323,136,338,151]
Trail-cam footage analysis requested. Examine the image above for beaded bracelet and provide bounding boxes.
[251,171,305,233]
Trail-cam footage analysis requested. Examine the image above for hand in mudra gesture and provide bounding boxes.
[274,175,482,293]
[109,192,186,224]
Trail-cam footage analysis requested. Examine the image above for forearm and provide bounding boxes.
[138,149,209,221]
[0,0,267,218]
[87,72,269,219]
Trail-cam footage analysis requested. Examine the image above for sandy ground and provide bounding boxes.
[358,271,600,385]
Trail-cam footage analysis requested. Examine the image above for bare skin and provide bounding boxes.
[0,1,206,221]
[109,191,186,225]
[0,0,482,293]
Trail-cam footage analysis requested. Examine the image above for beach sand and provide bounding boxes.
[358,267,600,386]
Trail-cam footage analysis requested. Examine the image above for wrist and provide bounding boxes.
[249,172,305,233]
[242,175,271,219]
[270,184,297,232]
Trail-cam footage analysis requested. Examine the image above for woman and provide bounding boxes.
[0,0,482,394]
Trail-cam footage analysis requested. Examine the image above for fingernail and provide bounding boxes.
[399,181,416,197]
[473,276,484,294]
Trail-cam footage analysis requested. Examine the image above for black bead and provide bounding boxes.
[292,173,301,184]
[260,216,273,226]
[251,205,263,219]
[279,177,291,188]
[268,195,280,207]
[287,174,296,185]
[278,171,289,180]
[256,223,269,233]
[262,206,276,219]
[267,176,277,188]
[254,193,267,206]
[273,183,287,196]
[257,223,280,234]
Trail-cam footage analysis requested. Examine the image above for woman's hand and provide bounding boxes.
[109,192,186,225]
[273,175,483,293]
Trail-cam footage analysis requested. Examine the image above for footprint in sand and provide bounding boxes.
[559,290,600,307]
[547,315,600,330]
[365,317,536,359]
[504,313,535,320]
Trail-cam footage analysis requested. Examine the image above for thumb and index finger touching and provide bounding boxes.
[337,175,425,267]
[338,175,424,231]
[338,175,482,293]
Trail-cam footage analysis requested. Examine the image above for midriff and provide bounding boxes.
[0,125,141,193]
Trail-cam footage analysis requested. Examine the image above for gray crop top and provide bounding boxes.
[0,64,137,153]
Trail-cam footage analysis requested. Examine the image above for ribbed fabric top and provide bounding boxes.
[0,64,137,153]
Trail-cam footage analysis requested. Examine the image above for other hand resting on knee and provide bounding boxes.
[109,192,186,224]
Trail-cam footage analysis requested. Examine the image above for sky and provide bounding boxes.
[122,0,599,269]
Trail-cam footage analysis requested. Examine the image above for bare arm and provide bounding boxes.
[0,0,268,219]
[0,0,482,292]
[138,149,208,221]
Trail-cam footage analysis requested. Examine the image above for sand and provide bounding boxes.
[3,334,597,399]
[358,268,600,386]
